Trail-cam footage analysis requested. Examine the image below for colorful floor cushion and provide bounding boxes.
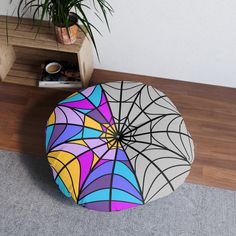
[46,81,194,212]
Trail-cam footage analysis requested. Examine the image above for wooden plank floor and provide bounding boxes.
[0,69,236,191]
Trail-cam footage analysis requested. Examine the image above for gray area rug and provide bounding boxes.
[0,150,235,236]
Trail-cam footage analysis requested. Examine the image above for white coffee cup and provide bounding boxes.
[45,62,62,74]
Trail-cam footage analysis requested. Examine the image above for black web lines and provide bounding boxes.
[102,81,194,203]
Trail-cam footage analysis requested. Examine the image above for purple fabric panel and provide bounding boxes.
[81,201,110,212]
[112,175,142,200]
[79,175,111,199]
[81,161,113,190]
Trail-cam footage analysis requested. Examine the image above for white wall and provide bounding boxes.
[1,0,236,88]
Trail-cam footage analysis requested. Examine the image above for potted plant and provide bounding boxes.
[10,0,113,55]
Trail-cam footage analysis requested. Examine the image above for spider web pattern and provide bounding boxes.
[101,81,194,203]
[45,84,144,211]
[45,81,194,211]
[46,85,117,203]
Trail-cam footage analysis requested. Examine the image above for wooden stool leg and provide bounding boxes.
[77,37,94,88]
[0,45,16,81]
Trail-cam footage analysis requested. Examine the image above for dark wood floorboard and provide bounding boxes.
[0,69,236,191]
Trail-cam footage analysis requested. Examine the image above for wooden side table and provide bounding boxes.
[0,16,93,88]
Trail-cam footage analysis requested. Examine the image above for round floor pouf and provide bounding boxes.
[46,81,194,212]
